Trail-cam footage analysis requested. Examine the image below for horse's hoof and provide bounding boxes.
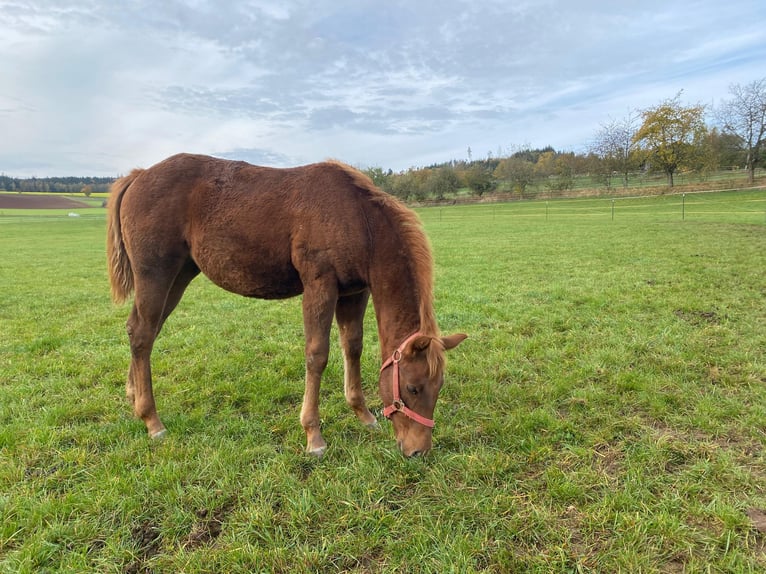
[150,428,168,440]
[308,445,326,458]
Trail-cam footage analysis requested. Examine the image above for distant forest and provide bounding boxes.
[0,175,114,194]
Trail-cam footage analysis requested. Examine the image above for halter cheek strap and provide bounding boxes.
[380,332,435,428]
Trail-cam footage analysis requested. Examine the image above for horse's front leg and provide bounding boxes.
[300,282,337,457]
[336,290,378,428]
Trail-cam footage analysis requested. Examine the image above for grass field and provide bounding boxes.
[1,189,765,572]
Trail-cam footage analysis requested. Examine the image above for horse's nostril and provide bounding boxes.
[407,449,422,458]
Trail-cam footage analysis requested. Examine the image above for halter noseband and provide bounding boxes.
[380,332,435,428]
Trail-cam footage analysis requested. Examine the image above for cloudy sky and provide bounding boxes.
[1,1,764,177]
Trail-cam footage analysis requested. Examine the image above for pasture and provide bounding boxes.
[1,190,765,572]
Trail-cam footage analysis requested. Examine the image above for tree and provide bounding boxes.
[534,150,556,181]
[532,150,571,192]
[552,153,576,192]
[717,78,766,184]
[590,111,640,188]
[363,166,390,189]
[494,157,535,196]
[633,92,707,187]
[425,167,459,200]
[390,169,428,201]
[464,163,496,197]
[706,128,745,170]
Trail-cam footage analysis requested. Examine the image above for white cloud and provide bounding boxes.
[0,0,764,175]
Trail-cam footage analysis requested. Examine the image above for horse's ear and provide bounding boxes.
[441,333,467,350]
[409,333,467,353]
[410,335,433,352]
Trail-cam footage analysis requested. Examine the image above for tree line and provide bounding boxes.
[0,175,113,194]
[364,79,766,201]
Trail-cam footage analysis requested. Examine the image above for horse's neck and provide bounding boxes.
[365,198,438,358]
[368,242,424,358]
[370,279,421,358]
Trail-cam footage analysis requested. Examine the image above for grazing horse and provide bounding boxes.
[106,153,466,457]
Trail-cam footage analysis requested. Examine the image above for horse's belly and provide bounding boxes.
[210,269,303,299]
[192,243,303,299]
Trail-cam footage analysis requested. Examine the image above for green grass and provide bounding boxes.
[1,190,765,572]
[0,210,105,220]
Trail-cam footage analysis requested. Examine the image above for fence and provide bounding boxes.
[418,187,766,226]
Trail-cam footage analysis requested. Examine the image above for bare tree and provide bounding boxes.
[590,111,640,188]
[717,78,766,184]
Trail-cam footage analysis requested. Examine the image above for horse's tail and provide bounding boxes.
[106,169,143,304]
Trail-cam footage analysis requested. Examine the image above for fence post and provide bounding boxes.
[682,193,685,221]
[611,199,615,221]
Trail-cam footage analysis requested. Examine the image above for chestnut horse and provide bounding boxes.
[107,153,465,457]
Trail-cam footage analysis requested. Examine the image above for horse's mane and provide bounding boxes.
[328,161,445,375]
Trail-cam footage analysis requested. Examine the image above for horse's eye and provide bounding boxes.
[406,384,418,395]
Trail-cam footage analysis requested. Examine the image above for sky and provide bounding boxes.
[1,1,764,177]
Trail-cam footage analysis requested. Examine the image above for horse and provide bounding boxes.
[106,153,466,457]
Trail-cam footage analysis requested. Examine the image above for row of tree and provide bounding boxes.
[0,175,113,194]
[364,78,766,200]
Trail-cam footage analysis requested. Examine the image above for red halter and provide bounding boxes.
[380,332,436,428]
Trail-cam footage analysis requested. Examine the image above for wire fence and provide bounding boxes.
[418,187,766,226]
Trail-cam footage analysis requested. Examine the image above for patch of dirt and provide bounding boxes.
[674,308,722,325]
[0,194,91,209]
[24,461,65,479]
[125,521,162,574]
[183,503,235,549]
[747,508,766,533]
[592,442,623,479]
[746,508,766,558]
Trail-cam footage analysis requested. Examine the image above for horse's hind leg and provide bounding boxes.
[335,290,378,429]
[157,262,200,332]
[126,294,166,438]
[126,262,198,438]
[125,262,199,407]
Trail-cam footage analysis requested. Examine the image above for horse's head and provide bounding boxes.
[379,332,467,457]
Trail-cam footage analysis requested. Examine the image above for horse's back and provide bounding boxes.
[120,154,374,299]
